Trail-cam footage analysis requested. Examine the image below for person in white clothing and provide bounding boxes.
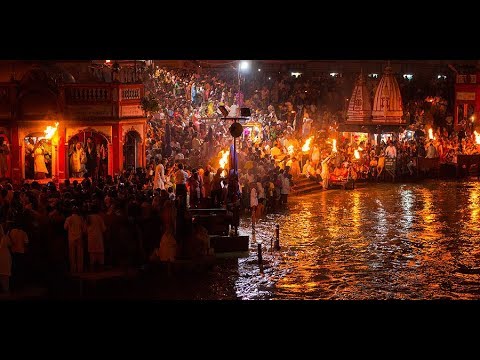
[425,142,437,159]
[86,205,107,270]
[385,142,397,158]
[153,158,166,190]
[64,206,86,273]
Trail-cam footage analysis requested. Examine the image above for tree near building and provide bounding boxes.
[141,94,160,117]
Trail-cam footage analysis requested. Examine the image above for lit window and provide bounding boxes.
[369,73,378,78]
[404,74,413,80]
[291,72,302,78]
[330,72,338,77]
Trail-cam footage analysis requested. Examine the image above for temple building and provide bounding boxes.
[0,60,146,184]
[346,72,372,123]
[371,65,404,124]
[454,70,478,129]
[339,64,405,144]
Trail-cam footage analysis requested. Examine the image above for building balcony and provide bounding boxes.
[62,83,144,120]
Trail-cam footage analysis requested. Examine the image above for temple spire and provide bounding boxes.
[372,63,404,123]
[346,71,372,123]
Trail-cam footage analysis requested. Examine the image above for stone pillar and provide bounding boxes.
[10,124,21,184]
[108,142,113,177]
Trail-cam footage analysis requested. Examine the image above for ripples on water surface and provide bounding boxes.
[203,180,480,300]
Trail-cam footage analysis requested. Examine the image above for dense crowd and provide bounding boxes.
[1,64,476,295]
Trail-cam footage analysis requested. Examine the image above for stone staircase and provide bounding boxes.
[292,176,323,196]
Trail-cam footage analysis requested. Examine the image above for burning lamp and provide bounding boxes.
[44,122,59,145]
[474,131,480,145]
[354,149,360,160]
[332,139,337,153]
[302,136,314,152]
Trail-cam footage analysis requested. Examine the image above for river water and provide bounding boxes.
[196,180,480,300]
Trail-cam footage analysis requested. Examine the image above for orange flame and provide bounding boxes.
[44,122,59,140]
[302,136,314,152]
[475,131,480,145]
[428,128,434,140]
[219,149,230,170]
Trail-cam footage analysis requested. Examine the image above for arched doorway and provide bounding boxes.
[24,133,53,180]
[123,130,142,171]
[0,134,11,180]
[68,130,109,179]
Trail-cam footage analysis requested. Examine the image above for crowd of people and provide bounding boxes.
[1,63,478,295]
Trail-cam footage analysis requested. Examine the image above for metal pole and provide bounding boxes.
[274,223,280,250]
[233,128,237,174]
[257,242,263,273]
[234,127,239,236]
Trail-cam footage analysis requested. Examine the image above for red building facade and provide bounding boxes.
[0,61,146,184]
[454,73,480,129]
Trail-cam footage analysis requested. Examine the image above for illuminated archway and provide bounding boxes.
[67,129,109,179]
[0,133,11,179]
[24,132,53,180]
[123,130,142,171]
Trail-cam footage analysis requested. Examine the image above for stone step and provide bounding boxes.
[294,181,322,190]
[292,183,323,195]
[292,177,317,186]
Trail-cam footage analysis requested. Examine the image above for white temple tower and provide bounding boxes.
[372,65,405,124]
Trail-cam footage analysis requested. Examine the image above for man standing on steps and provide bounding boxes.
[153,158,166,191]
[175,163,188,208]
[64,206,85,273]
[321,154,332,190]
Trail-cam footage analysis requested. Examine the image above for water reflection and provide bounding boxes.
[226,181,480,300]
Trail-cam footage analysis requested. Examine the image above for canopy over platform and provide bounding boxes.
[338,123,405,134]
